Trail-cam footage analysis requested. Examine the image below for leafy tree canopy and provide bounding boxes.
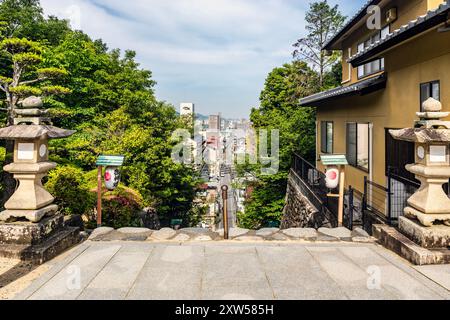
[0,0,200,227]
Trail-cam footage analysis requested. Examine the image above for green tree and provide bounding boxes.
[238,61,318,228]
[0,0,70,44]
[0,36,69,206]
[0,0,201,226]
[293,0,346,87]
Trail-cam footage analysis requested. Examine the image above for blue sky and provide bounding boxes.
[41,0,366,118]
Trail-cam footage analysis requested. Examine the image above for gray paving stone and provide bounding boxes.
[180,228,211,234]
[172,233,191,242]
[316,235,340,242]
[202,283,274,300]
[203,246,270,290]
[117,227,152,235]
[351,227,370,238]
[15,242,450,300]
[126,245,203,300]
[307,246,399,300]
[414,264,450,291]
[193,235,213,241]
[29,244,122,300]
[282,228,317,240]
[256,246,347,300]
[255,228,279,237]
[88,227,114,240]
[318,227,352,240]
[339,246,449,299]
[268,233,290,241]
[217,228,249,238]
[234,236,264,242]
[77,245,153,300]
[148,228,176,241]
[352,236,374,243]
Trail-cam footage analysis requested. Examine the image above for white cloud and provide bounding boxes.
[39,0,361,118]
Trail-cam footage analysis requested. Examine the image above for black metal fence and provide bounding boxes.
[363,168,421,225]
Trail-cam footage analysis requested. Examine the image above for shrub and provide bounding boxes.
[82,184,144,230]
[101,193,142,229]
[45,165,95,216]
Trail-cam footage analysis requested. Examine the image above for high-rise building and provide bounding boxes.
[208,114,221,130]
[180,103,195,117]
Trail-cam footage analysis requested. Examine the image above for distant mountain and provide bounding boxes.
[195,113,209,120]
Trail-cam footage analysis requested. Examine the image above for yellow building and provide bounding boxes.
[299,0,450,227]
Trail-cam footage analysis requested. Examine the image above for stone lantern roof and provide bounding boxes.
[389,98,450,143]
[0,124,75,140]
[389,128,450,144]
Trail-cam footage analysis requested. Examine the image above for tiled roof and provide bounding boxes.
[322,0,381,50]
[299,73,387,106]
[348,1,450,66]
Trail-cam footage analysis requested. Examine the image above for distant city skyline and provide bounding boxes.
[40,0,367,118]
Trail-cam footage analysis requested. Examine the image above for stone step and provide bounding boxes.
[0,227,82,264]
[374,224,450,265]
[0,215,64,245]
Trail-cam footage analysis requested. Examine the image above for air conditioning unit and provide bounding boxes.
[386,7,397,23]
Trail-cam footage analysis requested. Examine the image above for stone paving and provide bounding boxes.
[88,226,373,243]
[13,240,450,300]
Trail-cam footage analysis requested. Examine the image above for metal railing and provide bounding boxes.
[363,168,421,225]
[363,177,390,222]
[292,153,328,201]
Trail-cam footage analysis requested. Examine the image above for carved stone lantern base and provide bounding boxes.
[0,214,82,263]
[0,204,58,223]
[404,206,450,227]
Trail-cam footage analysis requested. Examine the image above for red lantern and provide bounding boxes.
[325,166,340,189]
[104,166,120,191]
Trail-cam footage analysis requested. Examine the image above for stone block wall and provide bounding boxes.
[281,170,336,229]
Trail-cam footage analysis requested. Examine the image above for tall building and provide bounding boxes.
[180,103,195,117]
[208,114,221,130]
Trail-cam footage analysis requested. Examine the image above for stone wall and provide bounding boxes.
[281,170,336,229]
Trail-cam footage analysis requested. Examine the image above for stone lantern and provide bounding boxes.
[390,98,450,227]
[0,96,80,263]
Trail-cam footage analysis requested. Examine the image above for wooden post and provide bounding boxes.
[338,165,345,227]
[97,165,103,227]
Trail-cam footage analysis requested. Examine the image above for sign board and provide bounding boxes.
[320,154,348,166]
[267,220,280,228]
[96,155,125,166]
[171,219,183,226]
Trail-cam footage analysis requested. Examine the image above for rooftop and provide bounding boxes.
[349,1,450,66]
[299,73,387,107]
[323,0,381,50]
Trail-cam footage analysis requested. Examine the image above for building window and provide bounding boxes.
[420,81,440,110]
[357,25,389,79]
[321,121,333,154]
[346,123,370,172]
